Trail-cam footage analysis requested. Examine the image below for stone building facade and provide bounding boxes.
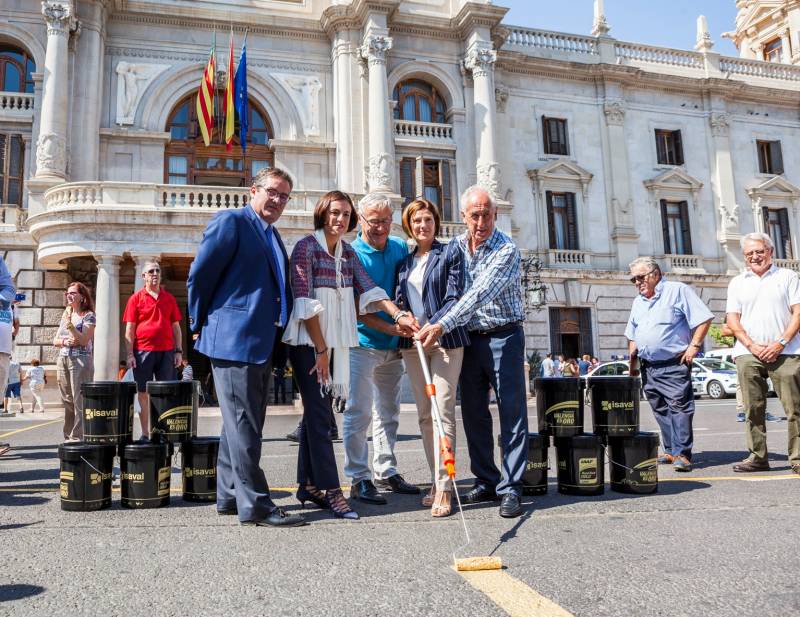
[1,0,799,382]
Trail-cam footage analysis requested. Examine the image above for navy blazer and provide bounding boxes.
[188,205,292,365]
[396,239,470,349]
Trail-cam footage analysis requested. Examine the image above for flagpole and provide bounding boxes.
[213,25,218,144]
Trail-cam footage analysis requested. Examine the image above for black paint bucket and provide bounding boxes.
[535,378,584,438]
[556,434,605,496]
[120,441,171,508]
[181,437,219,502]
[147,380,198,443]
[58,443,115,511]
[497,433,549,495]
[81,381,137,444]
[608,432,659,494]
[588,376,641,437]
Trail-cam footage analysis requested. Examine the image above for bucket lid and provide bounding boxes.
[146,380,195,395]
[534,377,584,391]
[121,441,170,460]
[556,433,602,447]
[81,381,125,396]
[59,442,116,459]
[587,376,641,387]
[608,431,659,445]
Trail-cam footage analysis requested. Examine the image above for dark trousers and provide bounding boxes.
[289,345,340,490]
[212,358,275,521]
[459,325,529,495]
[642,362,695,459]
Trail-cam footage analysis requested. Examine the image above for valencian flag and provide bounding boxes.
[223,29,235,152]
[233,35,249,155]
[196,37,216,147]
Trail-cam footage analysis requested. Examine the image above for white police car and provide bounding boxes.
[691,357,738,399]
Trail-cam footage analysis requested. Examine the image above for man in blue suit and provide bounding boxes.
[188,167,305,527]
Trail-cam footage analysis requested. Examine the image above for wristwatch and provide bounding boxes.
[174,348,183,354]
[779,338,787,347]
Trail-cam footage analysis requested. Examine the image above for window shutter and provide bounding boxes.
[778,208,792,258]
[546,191,556,249]
[549,308,562,356]
[770,141,784,175]
[8,135,22,178]
[660,199,671,253]
[763,207,770,236]
[674,131,684,165]
[441,160,452,221]
[565,192,578,250]
[679,201,692,254]
[655,131,666,164]
[561,119,569,156]
[578,308,593,357]
[400,158,416,204]
[0,134,6,182]
[542,116,551,154]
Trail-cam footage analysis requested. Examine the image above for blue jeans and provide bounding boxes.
[459,325,528,496]
[642,362,695,459]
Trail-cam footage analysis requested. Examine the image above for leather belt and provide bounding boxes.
[640,357,681,369]
[469,322,522,337]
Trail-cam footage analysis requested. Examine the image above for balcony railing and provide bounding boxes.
[439,221,466,240]
[719,57,800,82]
[664,254,705,273]
[44,182,328,214]
[0,205,23,230]
[775,258,800,272]
[614,42,704,70]
[546,249,591,268]
[394,120,453,144]
[504,28,598,56]
[0,92,35,121]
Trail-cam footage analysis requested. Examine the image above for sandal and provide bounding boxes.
[0,443,10,456]
[431,490,452,518]
[421,487,436,508]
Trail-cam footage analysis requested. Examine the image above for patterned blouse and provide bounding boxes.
[56,309,96,358]
[290,234,378,299]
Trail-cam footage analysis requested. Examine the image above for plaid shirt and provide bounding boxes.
[437,228,524,334]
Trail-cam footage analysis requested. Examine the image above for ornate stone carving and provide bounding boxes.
[464,45,497,79]
[36,132,66,175]
[477,162,501,197]
[709,112,731,137]
[273,73,323,136]
[359,35,392,66]
[367,153,393,191]
[41,2,74,36]
[603,100,625,125]
[115,62,170,126]
[494,85,509,113]
[718,202,739,226]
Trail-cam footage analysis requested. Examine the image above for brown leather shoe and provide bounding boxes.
[791,464,800,476]
[732,459,770,473]
[657,453,674,464]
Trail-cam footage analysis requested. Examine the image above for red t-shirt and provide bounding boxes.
[123,287,181,351]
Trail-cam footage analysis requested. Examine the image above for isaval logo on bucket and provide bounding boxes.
[184,467,215,479]
[600,400,634,411]
[89,472,112,485]
[85,408,118,420]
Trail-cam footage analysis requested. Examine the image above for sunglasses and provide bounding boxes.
[145,269,161,274]
[629,267,658,285]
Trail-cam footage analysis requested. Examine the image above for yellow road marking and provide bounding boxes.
[0,486,304,494]
[660,474,799,482]
[456,568,574,617]
[0,419,61,439]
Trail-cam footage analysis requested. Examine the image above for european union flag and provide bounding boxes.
[234,41,248,155]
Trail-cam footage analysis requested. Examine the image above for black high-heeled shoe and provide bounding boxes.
[325,488,359,520]
[297,485,328,509]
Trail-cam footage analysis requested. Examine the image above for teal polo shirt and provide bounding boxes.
[351,233,409,350]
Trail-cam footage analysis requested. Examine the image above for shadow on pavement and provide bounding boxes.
[0,489,51,506]
[692,450,788,470]
[0,521,43,531]
[0,468,58,483]
[0,584,46,602]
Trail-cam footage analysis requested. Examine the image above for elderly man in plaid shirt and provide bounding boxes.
[417,185,527,518]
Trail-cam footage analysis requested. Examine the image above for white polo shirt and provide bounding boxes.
[726,264,800,358]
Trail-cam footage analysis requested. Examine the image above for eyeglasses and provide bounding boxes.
[145,269,160,274]
[360,214,393,228]
[259,186,291,204]
[629,267,658,285]
[744,249,768,258]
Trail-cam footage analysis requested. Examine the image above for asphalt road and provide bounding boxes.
[1,397,798,617]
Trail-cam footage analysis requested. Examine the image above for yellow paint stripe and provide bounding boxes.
[660,474,799,482]
[456,568,574,617]
[0,486,307,494]
[0,419,61,439]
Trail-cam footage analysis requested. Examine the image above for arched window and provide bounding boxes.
[393,80,446,124]
[0,45,35,93]
[164,93,273,186]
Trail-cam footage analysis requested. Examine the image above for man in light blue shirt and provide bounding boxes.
[626,257,713,472]
[345,193,420,504]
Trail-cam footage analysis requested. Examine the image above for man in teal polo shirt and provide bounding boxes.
[345,193,421,504]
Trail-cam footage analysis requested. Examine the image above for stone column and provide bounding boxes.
[332,28,359,194]
[36,2,75,180]
[464,42,500,198]
[360,33,393,192]
[132,254,160,291]
[708,111,742,274]
[601,98,638,269]
[94,255,122,381]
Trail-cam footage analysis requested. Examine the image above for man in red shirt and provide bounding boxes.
[123,260,182,439]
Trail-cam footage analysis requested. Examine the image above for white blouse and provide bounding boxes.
[406,252,429,327]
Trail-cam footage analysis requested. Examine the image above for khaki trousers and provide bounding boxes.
[57,355,94,440]
[736,354,800,465]
[401,344,464,491]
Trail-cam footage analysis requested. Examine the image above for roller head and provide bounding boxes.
[454,556,503,571]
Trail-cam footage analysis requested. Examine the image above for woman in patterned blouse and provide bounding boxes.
[282,190,416,520]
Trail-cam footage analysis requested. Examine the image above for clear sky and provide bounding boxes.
[501,0,740,57]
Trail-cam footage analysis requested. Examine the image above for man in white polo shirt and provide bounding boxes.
[726,232,800,475]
